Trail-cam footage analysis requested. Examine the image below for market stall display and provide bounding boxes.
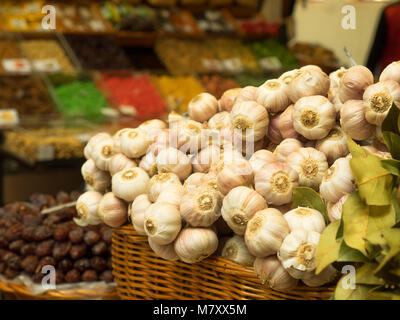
[0,40,25,73]
[201,74,239,99]
[0,191,117,299]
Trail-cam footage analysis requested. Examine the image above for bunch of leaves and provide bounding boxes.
[313,106,400,300]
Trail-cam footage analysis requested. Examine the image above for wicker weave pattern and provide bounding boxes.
[112,225,334,300]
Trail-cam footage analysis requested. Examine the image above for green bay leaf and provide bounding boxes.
[382,104,400,135]
[382,159,400,177]
[334,276,370,300]
[382,132,400,161]
[374,228,400,274]
[292,187,329,224]
[356,263,385,285]
[338,241,369,262]
[316,220,341,274]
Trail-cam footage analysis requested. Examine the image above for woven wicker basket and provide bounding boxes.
[0,279,119,300]
[112,225,334,300]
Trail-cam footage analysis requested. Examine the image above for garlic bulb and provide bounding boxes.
[129,194,152,235]
[201,172,220,193]
[278,104,302,140]
[221,235,255,267]
[279,69,298,86]
[339,65,374,103]
[192,145,221,173]
[328,67,347,100]
[208,111,231,130]
[302,264,338,287]
[148,238,179,261]
[236,86,257,103]
[273,138,302,162]
[139,148,159,177]
[188,92,218,122]
[81,159,111,192]
[180,185,222,227]
[255,79,291,113]
[267,113,284,144]
[148,172,181,202]
[109,153,137,176]
[138,119,167,141]
[230,101,269,142]
[156,184,185,208]
[287,66,330,102]
[174,227,218,264]
[327,194,348,222]
[98,192,127,228]
[292,95,336,140]
[183,172,206,190]
[144,202,182,245]
[255,161,299,206]
[283,207,325,233]
[219,88,241,112]
[84,132,111,159]
[91,137,115,171]
[120,128,151,158]
[170,119,206,152]
[278,229,320,279]
[253,256,298,291]
[249,150,277,172]
[286,147,328,190]
[363,80,400,126]
[112,167,150,202]
[340,100,375,141]
[216,158,253,195]
[319,157,355,203]
[168,111,183,126]
[244,208,290,257]
[380,61,400,83]
[221,186,267,235]
[315,126,349,164]
[156,147,192,181]
[75,191,103,227]
[113,128,131,154]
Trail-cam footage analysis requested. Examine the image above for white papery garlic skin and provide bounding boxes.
[255,161,299,206]
[138,119,167,141]
[255,79,291,113]
[379,61,400,83]
[286,147,328,190]
[188,92,218,122]
[327,194,348,222]
[244,208,290,257]
[339,65,374,103]
[85,132,111,159]
[98,192,127,228]
[180,185,222,227]
[129,194,152,235]
[315,126,349,164]
[91,137,115,171]
[170,119,206,152]
[221,186,267,235]
[139,147,159,177]
[168,111,183,127]
[222,235,255,267]
[113,128,131,154]
[363,80,400,126]
[253,255,298,291]
[273,138,302,162]
[148,238,179,261]
[219,88,241,112]
[236,86,257,103]
[75,191,103,226]
[302,264,338,287]
[156,147,192,181]
[192,145,221,173]
[278,229,320,279]
[287,66,330,102]
[249,150,277,172]
[109,153,137,176]
[278,104,302,140]
[81,159,111,192]
[279,69,298,87]
[112,167,150,202]
[319,157,355,203]
[216,158,253,195]
[148,172,181,202]
[174,227,219,264]
[267,113,284,144]
[144,202,182,245]
[230,101,269,142]
[156,184,185,208]
[292,95,336,140]
[340,100,376,141]
[120,128,151,158]
[283,207,326,233]
[183,172,206,190]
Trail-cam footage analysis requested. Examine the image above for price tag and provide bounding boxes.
[259,56,282,71]
[37,145,55,161]
[33,59,61,72]
[0,109,19,128]
[2,59,31,73]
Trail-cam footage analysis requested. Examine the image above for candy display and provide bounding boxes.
[0,191,114,285]
[0,76,55,115]
[98,73,166,120]
[152,75,204,113]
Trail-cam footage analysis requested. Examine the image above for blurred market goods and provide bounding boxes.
[201,74,239,99]
[0,40,25,73]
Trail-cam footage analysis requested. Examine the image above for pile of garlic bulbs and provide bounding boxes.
[77,61,400,292]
